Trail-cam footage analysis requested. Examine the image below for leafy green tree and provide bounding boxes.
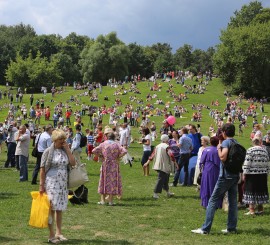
[6,51,62,90]
[174,44,193,70]
[214,22,270,96]
[80,32,130,84]
[229,1,263,27]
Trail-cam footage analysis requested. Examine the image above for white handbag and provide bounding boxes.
[68,163,89,189]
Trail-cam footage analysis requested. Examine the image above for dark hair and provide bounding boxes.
[142,127,150,135]
[210,136,219,146]
[107,132,115,141]
[75,124,81,131]
[221,123,235,137]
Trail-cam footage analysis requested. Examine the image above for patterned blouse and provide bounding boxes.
[243,146,270,174]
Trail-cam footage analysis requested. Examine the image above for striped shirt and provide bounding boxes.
[87,135,94,145]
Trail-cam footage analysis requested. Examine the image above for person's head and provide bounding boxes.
[75,124,81,131]
[97,126,103,131]
[162,120,169,128]
[221,123,235,138]
[210,136,219,147]
[89,130,93,136]
[201,136,210,146]
[252,136,262,146]
[181,127,189,135]
[107,132,116,141]
[19,125,26,134]
[104,126,113,135]
[45,124,53,134]
[85,128,90,134]
[172,130,180,139]
[52,129,67,148]
[189,124,197,134]
[142,127,150,136]
[161,134,169,143]
[254,124,261,131]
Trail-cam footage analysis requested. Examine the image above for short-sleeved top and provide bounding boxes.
[220,138,239,178]
[143,134,151,151]
[179,134,193,154]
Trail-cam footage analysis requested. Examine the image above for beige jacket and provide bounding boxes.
[152,142,173,174]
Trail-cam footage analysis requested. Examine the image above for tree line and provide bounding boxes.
[0,1,270,97]
[0,24,214,90]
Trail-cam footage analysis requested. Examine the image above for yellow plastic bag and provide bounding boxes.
[29,191,50,228]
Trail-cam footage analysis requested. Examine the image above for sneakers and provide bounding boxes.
[167,192,175,198]
[153,193,159,199]
[221,229,237,234]
[191,228,208,235]
[169,183,177,187]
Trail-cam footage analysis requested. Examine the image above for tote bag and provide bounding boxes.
[68,163,89,189]
[29,191,50,228]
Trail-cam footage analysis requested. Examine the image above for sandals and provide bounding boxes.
[55,234,68,241]
[48,237,60,244]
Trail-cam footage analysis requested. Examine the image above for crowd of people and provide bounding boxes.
[1,73,270,242]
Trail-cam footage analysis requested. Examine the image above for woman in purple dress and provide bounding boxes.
[200,136,222,208]
[92,132,127,206]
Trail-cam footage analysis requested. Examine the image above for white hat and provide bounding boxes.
[104,126,113,134]
[161,134,169,142]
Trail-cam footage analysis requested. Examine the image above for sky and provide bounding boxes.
[1,0,270,52]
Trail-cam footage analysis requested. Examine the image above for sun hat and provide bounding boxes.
[104,126,113,134]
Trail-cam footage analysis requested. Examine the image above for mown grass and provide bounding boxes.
[0,78,270,245]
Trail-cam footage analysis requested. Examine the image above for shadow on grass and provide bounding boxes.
[63,239,132,244]
[0,236,16,243]
[172,195,200,200]
[240,228,270,236]
[0,192,18,199]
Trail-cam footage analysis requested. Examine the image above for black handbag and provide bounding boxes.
[31,134,41,158]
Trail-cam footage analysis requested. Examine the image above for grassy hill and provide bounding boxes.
[0,78,270,244]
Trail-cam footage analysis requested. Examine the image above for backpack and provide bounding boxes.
[78,133,87,148]
[69,185,88,205]
[224,140,246,174]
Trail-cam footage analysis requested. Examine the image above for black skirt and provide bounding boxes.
[243,174,269,205]
[141,151,151,166]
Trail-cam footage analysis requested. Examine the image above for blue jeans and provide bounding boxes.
[19,155,28,181]
[201,176,239,233]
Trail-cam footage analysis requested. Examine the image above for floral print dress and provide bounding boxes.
[92,140,127,196]
[45,149,69,211]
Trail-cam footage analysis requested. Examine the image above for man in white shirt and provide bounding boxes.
[31,124,53,185]
[15,125,30,181]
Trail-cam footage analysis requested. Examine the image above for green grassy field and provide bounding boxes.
[0,78,270,245]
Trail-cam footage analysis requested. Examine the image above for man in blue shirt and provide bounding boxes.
[188,124,202,157]
[192,123,239,234]
[171,127,193,186]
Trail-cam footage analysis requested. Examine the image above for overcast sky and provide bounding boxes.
[1,0,270,51]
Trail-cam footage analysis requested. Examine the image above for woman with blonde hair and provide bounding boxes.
[193,136,210,187]
[39,129,76,243]
[243,137,270,215]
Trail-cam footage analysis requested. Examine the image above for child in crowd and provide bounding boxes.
[86,129,94,160]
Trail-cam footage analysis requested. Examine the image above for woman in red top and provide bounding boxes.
[95,126,103,146]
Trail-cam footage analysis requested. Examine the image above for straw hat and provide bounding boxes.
[104,126,113,134]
